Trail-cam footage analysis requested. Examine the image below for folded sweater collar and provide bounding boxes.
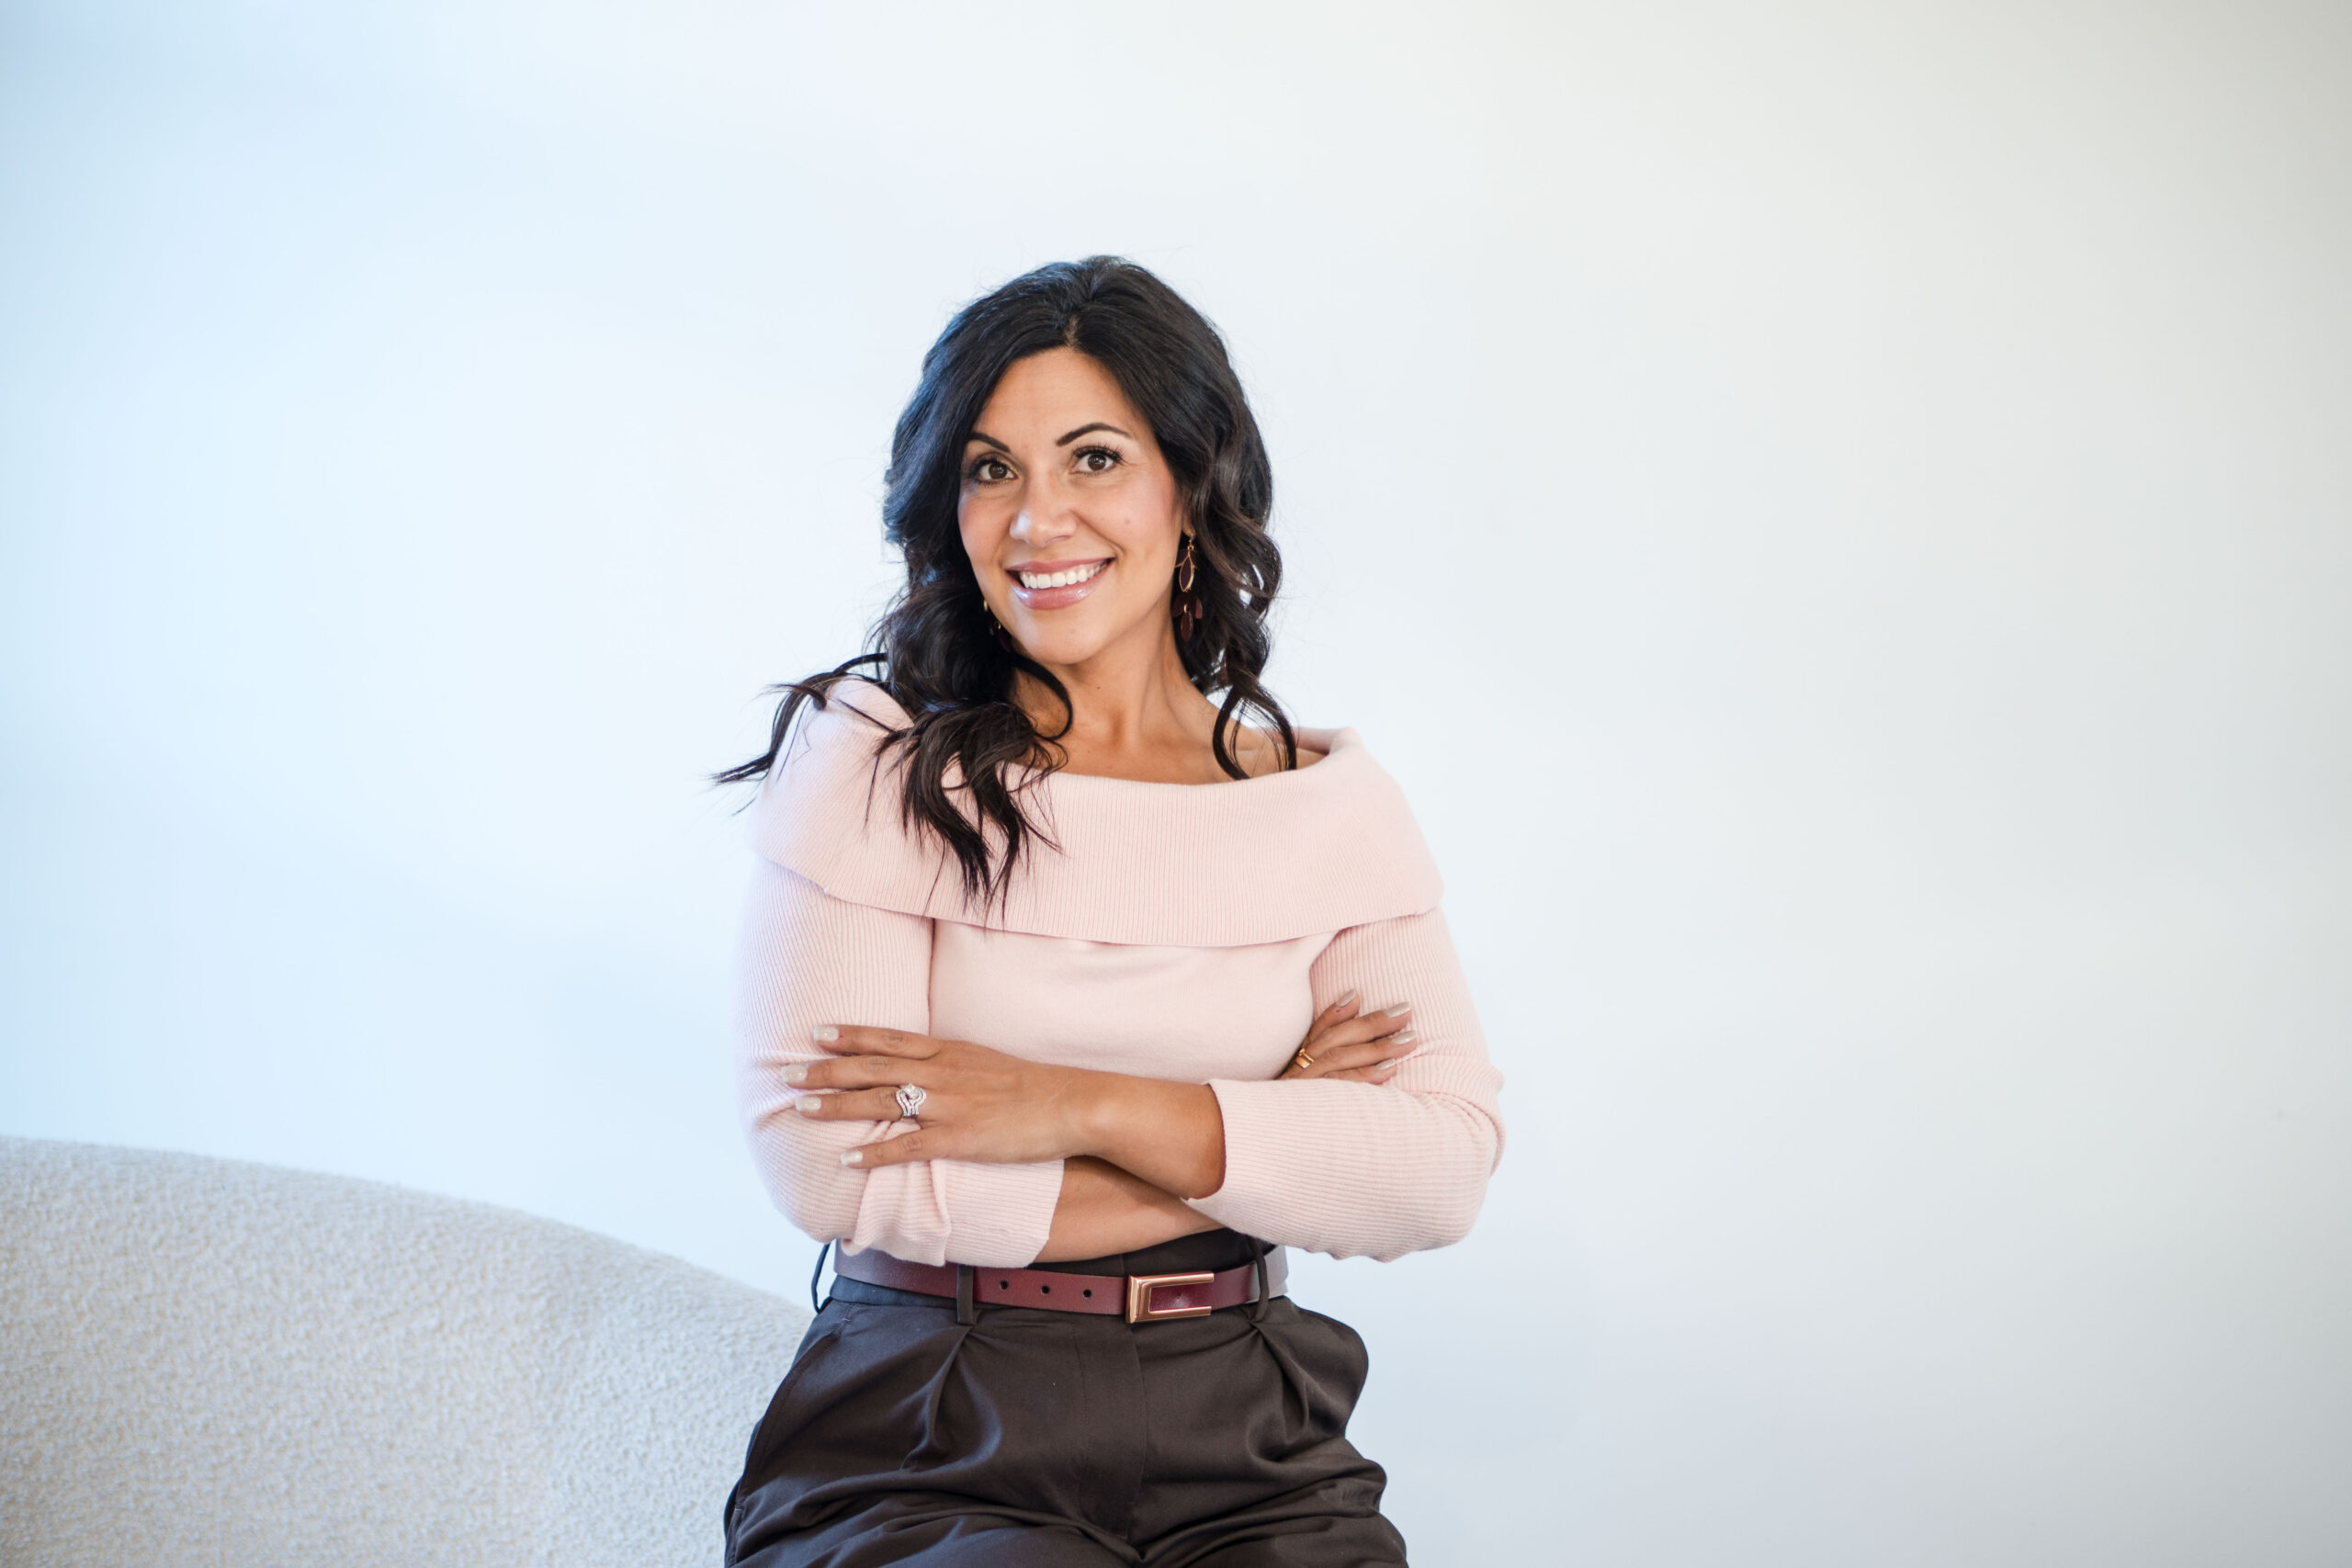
[747,679,1442,947]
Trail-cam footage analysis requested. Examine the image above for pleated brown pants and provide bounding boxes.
[723,1232,1408,1566]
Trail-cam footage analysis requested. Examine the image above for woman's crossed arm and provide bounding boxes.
[792,995,1415,1260]
[739,860,1494,1266]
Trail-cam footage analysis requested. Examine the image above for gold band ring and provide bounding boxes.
[1292,1049,1315,1072]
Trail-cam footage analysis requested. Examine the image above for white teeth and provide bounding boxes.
[1017,560,1106,590]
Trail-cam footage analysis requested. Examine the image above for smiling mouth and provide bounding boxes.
[1014,559,1108,590]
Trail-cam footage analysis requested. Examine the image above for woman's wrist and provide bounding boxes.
[1065,1069,1226,1200]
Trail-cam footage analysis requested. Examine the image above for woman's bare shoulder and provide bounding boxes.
[1233,725,1329,779]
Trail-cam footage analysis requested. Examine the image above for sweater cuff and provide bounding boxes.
[1185,1079,1303,1241]
[938,1158,1065,1266]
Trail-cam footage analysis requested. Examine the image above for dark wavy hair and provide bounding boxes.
[718,256,1297,905]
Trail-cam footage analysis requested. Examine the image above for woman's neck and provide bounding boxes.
[1016,626,1237,784]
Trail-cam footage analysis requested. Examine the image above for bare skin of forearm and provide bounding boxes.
[1035,1076,1227,1262]
[1037,1156,1219,1261]
[1070,1074,1226,1198]
[794,1032,1238,1257]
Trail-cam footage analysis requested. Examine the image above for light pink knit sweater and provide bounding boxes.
[733,680,1505,1267]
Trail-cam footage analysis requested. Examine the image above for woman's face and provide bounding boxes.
[957,347,1185,673]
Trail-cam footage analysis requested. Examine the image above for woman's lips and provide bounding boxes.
[1010,558,1110,610]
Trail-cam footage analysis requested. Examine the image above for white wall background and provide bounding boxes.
[4,3,2347,1562]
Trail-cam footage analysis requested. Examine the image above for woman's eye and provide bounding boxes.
[969,457,1012,483]
[1075,446,1122,474]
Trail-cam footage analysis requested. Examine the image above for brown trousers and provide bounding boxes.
[723,1231,1408,1566]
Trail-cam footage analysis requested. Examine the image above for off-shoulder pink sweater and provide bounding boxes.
[732,680,1505,1268]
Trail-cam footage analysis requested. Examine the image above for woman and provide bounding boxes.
[722,257,1503,1566]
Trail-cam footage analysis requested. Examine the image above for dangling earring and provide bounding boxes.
[1174,535,1204,642]
[983,598,1012,647]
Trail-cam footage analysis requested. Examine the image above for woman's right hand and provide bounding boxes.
[1281,991,1415,1084]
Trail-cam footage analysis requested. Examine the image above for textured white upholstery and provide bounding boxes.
[0,1136,809,1567]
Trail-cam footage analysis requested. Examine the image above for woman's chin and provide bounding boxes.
[1012,634,1106,671]
[1008,612,1142,671]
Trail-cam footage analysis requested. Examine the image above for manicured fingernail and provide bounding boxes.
[1376,1059,1397,1072]
[1390,1032,1417,1048]
[796,1096,823,1115]
[783,1065,808,1085]
[812,1025,838,1043]
[1336,989,1360,1008]
[1385,1004,1410,1018]
[838,1149,864,1167]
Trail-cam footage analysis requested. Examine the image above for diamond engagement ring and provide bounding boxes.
[894,1083,927,1120]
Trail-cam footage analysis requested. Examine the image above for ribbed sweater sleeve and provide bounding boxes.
[1190,907,1505,1261]
[731,859,1065,1267]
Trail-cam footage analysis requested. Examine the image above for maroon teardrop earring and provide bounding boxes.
[1174,535,1203,641]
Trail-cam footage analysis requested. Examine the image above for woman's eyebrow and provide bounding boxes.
[1057,422,1134,446]
[966,430,1010,451]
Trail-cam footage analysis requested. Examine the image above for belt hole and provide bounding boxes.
[1082,1289,1092,1298]
[1040,1284,1051,1294]
[997,1280,1009,1290]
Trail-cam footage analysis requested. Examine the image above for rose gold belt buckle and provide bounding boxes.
[1125,1270,1216,1324]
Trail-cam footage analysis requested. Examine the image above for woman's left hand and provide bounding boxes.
[788,1023,1227,1196]
[789,1025,1096,1171]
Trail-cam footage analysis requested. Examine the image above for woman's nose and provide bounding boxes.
[1008,490,1077,545]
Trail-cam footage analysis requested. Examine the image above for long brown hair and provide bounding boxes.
[718,257,1296,904]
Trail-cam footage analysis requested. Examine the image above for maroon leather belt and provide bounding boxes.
[833,1247,1287,1324]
